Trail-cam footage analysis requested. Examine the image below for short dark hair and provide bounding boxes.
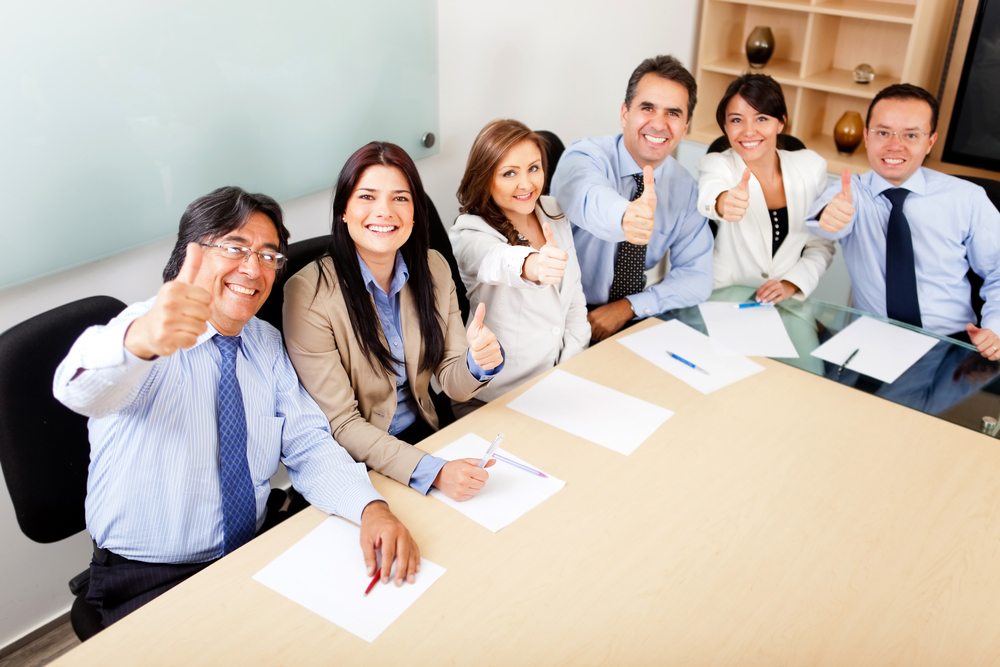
[624,55,697,119]
[162,186,288,282]
[866,83,939,134]
[715,73,788,133]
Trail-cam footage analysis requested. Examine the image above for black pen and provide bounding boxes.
[838,348,860,375]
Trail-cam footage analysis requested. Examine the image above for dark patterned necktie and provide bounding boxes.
[608,173,648,302]
[883,188,922,328]
[213,335,256,554]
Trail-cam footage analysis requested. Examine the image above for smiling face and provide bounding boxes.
[343,165,415,267]
[724,93,785,164]
[621,73,690,169]
[490,139,544,222]
[194,211,279,336]
[865,97,937,186]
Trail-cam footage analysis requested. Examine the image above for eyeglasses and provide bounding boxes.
[200,243,287,270]
[868,130,932,145]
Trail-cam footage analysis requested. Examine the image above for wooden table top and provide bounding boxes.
[55,321,1000,666]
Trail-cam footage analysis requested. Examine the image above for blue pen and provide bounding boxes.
[664,350,711,375]
[492,453,548,478]
[733,302,773,309]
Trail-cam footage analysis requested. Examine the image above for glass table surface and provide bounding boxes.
[660,285,1000,437]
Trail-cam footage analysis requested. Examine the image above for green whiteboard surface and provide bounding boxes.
[0,0,438,289]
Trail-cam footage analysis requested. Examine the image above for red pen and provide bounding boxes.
[364,568,381,596]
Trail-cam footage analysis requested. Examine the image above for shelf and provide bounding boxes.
[716,0,915,23]
[802,133,872,173]
[701,57,898,99]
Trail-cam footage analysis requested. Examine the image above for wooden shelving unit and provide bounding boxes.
[691,0,959,176]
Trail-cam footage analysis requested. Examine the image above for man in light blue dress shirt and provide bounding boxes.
[807,84,1000,359]
[54,187,419,626]
[551,55,714,341]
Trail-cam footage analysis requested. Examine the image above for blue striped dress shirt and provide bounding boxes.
[53,298,384,564]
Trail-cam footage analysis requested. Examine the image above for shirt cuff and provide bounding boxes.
[408,454,447,495]
[466,344,505,381]
[336,480,387,525]
[625,293,655,319]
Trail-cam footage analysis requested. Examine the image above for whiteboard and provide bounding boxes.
[0,0,439,288]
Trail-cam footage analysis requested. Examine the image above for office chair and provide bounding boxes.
[955,175,1000,326]
[536,130,566,196]
[0,295,127,641]
[255,234,332,333]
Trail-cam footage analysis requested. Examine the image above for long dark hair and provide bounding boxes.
[457,119,561,246]
[163,186,287,282]
[715,74,788,150]
[316,142,445,376]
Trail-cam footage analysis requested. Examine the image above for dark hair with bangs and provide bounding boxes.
[866,83,939,133]
[316,141,445,376]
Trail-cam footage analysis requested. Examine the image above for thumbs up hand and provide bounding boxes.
[621,165,657,245]
[466,303,503,370]
[715,168,752,222]
[819,169,855,233]
[124,243,213,360]
[523,222,569,285]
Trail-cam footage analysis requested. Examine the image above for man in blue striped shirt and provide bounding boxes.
[54,186,419,627]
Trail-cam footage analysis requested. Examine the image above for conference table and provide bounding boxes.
[55,291,1000,666]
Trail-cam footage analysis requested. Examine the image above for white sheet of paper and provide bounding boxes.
[617,320,766,394]
[428,432,566,533]
[698,302,799,358]
[809,315,939,384]
[253,517,446,643]
[505,369,673,455]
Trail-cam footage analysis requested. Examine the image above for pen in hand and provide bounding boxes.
[479,432,505,468]
[364,568,381,596]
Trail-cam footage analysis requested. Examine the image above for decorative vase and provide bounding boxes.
[746,27,775,69]
[834,111,865,155]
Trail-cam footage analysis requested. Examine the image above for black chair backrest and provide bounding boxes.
[0,295,126,543]
[255,234,332,333]
[426,194,470,324]
[536,130,566,196]
[706,133,806,154]
[954,175,1000,326]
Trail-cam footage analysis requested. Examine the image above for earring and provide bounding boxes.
[342,214,346,223]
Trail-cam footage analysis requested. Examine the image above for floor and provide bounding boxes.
[0,622,79,667]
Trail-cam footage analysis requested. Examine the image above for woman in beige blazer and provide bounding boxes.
[283,142,503,501]
[697,74,834,303]
[449,120,590,417]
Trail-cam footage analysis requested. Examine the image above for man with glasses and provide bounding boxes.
[54,186,419,627]
[807,83,1000,359]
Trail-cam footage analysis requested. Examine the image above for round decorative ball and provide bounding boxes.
[853,64,875,84]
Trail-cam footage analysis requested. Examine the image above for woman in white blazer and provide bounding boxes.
[449,119,590,416]
[698,74,834,303]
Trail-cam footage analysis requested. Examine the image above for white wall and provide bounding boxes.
[0,0,699,648]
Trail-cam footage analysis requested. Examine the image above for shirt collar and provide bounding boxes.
[869,166,927,197]
[615,133,667,181]
[357,250,409,299]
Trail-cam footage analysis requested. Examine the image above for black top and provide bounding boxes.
[768,206,788,256]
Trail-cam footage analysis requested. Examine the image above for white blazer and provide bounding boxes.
[697,148,835,298]
[449,196,590,402]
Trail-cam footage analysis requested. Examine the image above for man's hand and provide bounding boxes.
[588,299,635,343]
[522,222,568,285]
[755,279,798,304]
[621,165,656,245]
[818,169,855,233]
[966,323,1000,361]
[466,303,503,370]
[360,501,420,587]
[124,243,212,360]
[715,168,751,222]
[432,458,496,501]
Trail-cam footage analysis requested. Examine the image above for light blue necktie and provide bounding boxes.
[213,335,256,554]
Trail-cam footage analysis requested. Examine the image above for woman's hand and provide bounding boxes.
[715,168,751,222]
[432,458,496,501]
[756,279,798,304]
[522,222,568,285]
[466,303,503,370]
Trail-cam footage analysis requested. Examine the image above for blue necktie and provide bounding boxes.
[609,173,647,302]
[883,188,922,328]
[213,335,256,555]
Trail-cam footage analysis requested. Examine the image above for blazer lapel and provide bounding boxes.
[734,152,770,272]
[399,283,423,391]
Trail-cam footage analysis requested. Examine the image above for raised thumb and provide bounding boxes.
[840,168,853,199]
[176,243,203,285]
[739,167,751,189]
[472,302,486,330]
[641,165,655,199]
[541,222,558,248]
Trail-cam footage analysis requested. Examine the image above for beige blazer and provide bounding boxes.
[697,148,835,298]
[282,250,488,485]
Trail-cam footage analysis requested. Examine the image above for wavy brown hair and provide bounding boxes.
[457,119,562,246]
